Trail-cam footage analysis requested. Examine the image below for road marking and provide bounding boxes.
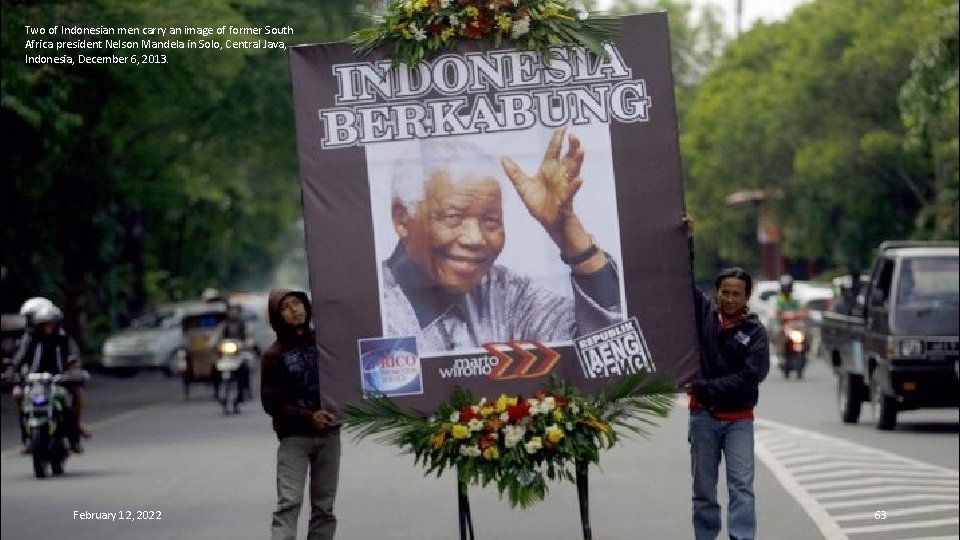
[755,418,960,540]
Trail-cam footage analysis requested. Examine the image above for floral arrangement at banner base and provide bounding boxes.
[350,0,619,68]
[343,374,675,508]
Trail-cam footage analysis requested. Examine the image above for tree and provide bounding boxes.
[681,0,958,281]
[1,0,370,349]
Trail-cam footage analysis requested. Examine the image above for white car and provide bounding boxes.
[101,301,213,377]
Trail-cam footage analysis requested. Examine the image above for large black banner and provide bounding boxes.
[290,12,697,413]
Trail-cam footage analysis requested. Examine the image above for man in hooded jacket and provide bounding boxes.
[261,289,340,540]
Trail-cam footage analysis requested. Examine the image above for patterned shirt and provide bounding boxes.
[381,244,622,352]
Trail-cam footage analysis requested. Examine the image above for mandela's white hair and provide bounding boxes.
[392,137,505,216]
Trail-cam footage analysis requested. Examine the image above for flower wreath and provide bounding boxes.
[350,0,619,67]
[343,374,674,508]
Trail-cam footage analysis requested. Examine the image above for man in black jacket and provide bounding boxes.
[684,217,770,540]
[261,289,339,540]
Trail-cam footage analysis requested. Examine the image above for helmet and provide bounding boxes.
[201,288,223,302]
[779,274,794,294]
[32,303,63,325]
[19,296,55,318]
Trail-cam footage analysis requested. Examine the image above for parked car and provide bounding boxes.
[101,301,214,377]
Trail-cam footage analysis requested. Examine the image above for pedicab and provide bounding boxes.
[174,307,227,401]
[173,305,253,414]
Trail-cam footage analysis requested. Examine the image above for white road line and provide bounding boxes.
[843,517,959,534]
[806,477,959,491]
[822,493,958,510]
[754,434,848,540]
[834,504,959,521]
[754,418,960,540]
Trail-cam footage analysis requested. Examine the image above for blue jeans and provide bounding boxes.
[271,431,341,540]
[688,411,755,540]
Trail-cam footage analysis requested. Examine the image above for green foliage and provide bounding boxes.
[1,0,371,346]
[351,0,619,68]
[681,0,958,280]
[343,374,674,508]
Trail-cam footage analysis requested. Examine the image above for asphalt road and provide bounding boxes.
[1,359,956,540]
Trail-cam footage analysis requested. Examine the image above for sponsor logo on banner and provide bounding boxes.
[574,318,655,379]
[436,354,501,380]
[483,341,560,380]
[358,336,423,396]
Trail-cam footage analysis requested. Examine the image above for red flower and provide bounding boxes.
[478,432,497,450]
[533,390,546,400]
[554,395,568,409]
[460,405,478,422]
[506,402,530,423]
[462,13,495,39]
[426,22,444,35]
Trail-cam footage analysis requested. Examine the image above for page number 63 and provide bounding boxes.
[874,511,887,519]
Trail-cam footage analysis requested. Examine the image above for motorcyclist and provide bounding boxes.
[221,303,252,402]
[774,274,805,360]
[8,302,88,453]
[4,297,57,451]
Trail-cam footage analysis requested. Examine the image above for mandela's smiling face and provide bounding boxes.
[394,170,505,294]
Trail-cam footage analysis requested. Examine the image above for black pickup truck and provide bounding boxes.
[820,241,959,430]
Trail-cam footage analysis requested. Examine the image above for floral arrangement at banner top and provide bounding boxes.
[343,374,675,508]
[350,0,619,67]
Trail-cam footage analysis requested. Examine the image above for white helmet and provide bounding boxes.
[19,297,55,320]
[201,287,223,302]
[32,303,63,325]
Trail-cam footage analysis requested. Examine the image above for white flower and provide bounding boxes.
[449,411,460,423]
[459,445,481,457]
[440,0,451,7]
[569,403,580,414]
[566,421,574,431]
[411,24,427,42]
[511,0,519,5]
[511,16,530,38]
[524,438,543,454]
[578,10,589,21]
[500,412,510,422]
[468,418,484,432]
[449,14,460,27]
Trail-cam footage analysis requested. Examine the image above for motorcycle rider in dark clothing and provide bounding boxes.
[9,303,88,454]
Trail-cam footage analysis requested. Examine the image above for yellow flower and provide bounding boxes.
[495,394,518,412]
[452,424,470,439]
[413,0,429,11]
[496,13,512,31]
[464,6,479,17]
[546,424,565,443]
[483,446,500,460]
[481,405,495,417]
[440,27,455,41]
[552,408,564,422]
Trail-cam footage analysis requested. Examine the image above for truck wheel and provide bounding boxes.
[872,372,897,431]
[838,373,862,423]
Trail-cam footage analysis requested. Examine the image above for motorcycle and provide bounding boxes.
[779,310,808,379]
[20,370,88,478]
[215,338,253,415]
